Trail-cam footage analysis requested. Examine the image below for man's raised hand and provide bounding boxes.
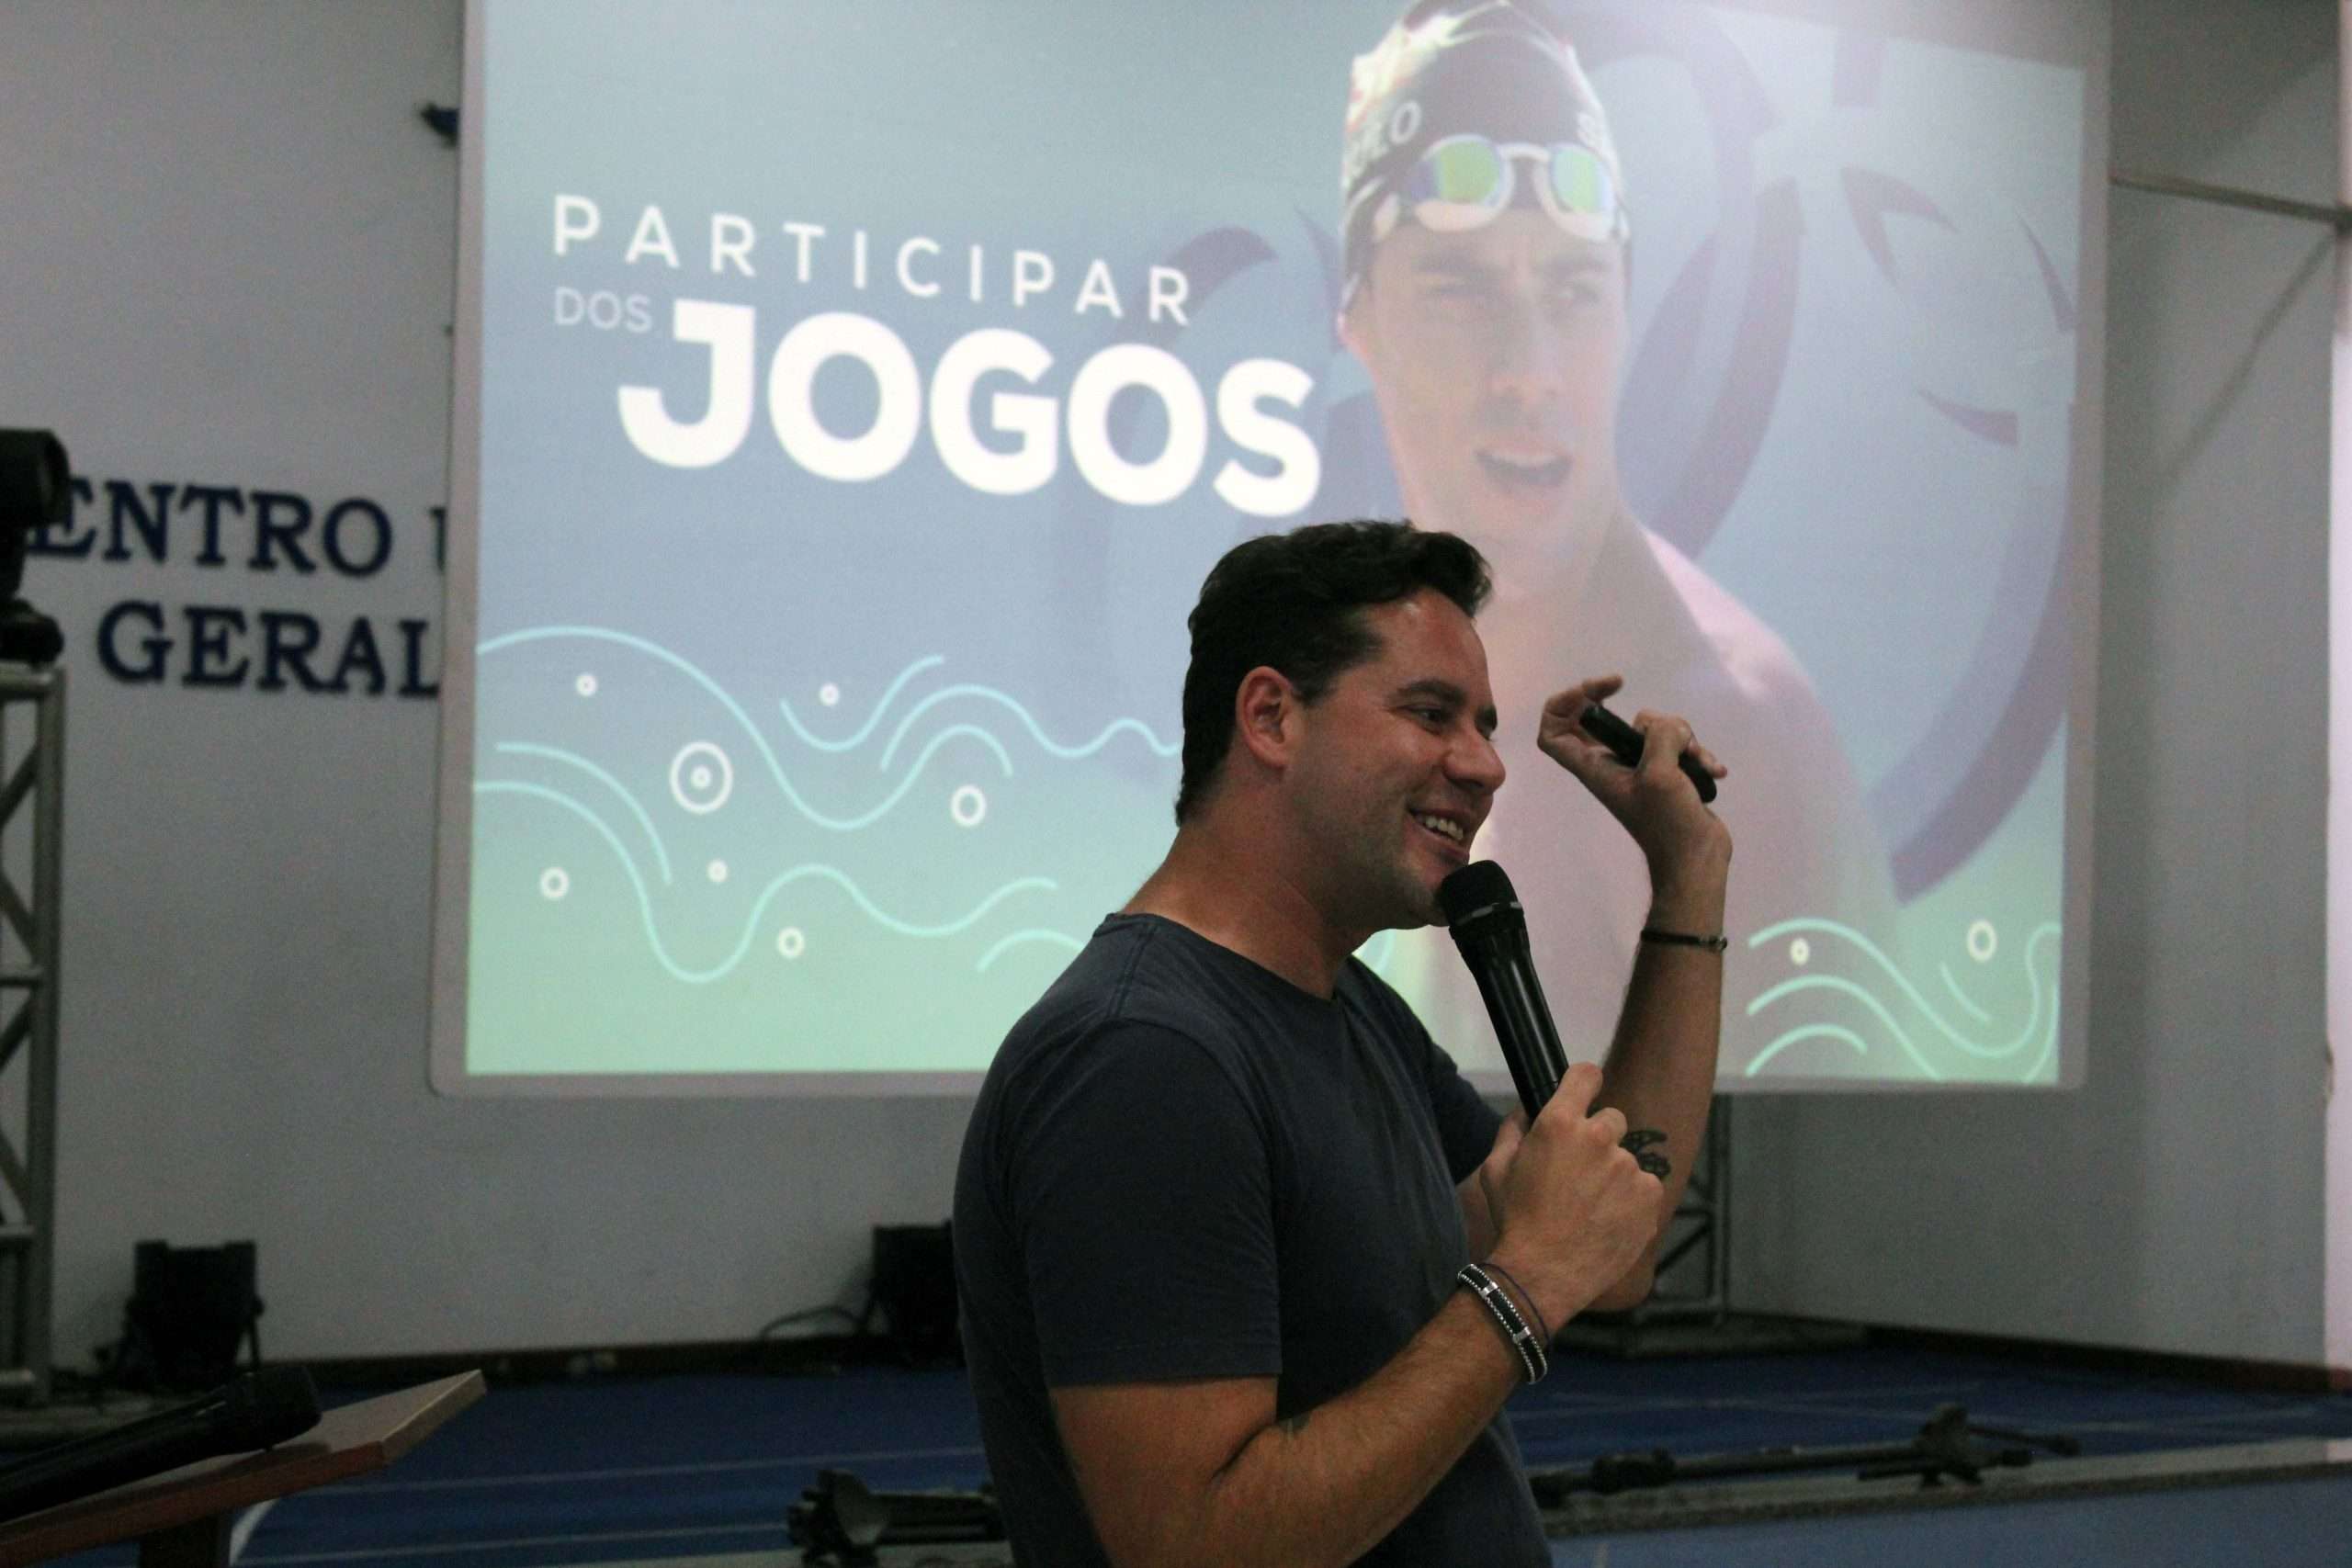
[1535,676,1730,916]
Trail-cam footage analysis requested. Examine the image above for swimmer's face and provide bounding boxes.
[1342,210,1626,561]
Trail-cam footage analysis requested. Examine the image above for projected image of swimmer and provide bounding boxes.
[1338,1,1901,1069]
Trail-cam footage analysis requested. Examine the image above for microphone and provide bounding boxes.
[1437,860,1569,1126]
[0,1366,322,1523]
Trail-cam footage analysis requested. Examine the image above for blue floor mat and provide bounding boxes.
[50,1344,2352,1567]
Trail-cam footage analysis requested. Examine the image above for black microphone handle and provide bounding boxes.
[1514,951,1575,1088]
[1458,929,1566,1125]
[1473,961,1552,1125]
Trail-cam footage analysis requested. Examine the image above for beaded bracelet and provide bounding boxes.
[1457,1262,1547,1384]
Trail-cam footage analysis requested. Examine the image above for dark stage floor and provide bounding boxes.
[47,1340,2352,1567]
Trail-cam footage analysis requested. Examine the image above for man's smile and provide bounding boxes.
[1408,807,1476,858]
[1475,446,1573,491]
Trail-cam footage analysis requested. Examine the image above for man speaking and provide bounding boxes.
[954,521,1728,1563]
[1337,0,1897,1068]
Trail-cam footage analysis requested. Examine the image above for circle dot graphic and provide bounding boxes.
[575,672,598,697]
[669,742,734,815]
[1789,937,1811,966]
[1967,919,1998,964]
[776,927,807,960]
[951,784,987,828]
[707,859,729,884]
[539,867,570,900]
[819,682,842,707]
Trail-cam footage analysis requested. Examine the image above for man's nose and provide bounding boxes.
[1452,730,1506,795]
[1482,297,1568,405]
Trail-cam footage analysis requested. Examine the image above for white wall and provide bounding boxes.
[1736,0,2339,1364]
[6,1,968,1363]
[6,0,2340,1367]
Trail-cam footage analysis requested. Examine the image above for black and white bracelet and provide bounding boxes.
[1457,1262,1547,1384]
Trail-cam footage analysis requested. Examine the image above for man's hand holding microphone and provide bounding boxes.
[1476,1064,1663,1333]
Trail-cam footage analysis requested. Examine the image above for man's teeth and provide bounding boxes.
[1412,812,1464,843]
[1477,452,1571,484]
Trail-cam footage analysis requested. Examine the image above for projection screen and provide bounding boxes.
[432,0,2105,1094]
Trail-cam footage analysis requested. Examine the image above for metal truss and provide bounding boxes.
[0,667,62,1403]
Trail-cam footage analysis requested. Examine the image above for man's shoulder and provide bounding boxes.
[1635,526,1896,913]
[984,916,1269,1094]
[1642,532,1824,714]
[993,918,1180,1058]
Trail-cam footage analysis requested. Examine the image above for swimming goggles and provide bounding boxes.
[1383,133,1628,245]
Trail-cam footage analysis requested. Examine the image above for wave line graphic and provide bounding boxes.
[495,742,674,885]
[1745,1024,1871,1077]
[1938,962,1994,1024]
[778,655,945,753]
[1747,919,2060,1063]
[827,725,1013,830]
[976,929,1086,973]
[1746,973,1945,1081]
[479,627,1005,831]
[475,780,1054,984]
[878,685,1179,772]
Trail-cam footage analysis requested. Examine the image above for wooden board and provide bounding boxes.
[0,1372,485,1567]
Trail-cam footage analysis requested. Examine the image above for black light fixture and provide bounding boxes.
[0,429,67,665]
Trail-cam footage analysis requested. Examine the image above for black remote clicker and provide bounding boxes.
[1579,702,1719,804]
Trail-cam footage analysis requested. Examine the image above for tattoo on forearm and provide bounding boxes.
[1622,1129,1671,1178]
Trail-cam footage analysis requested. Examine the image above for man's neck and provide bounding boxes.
[1481,490,1634,610]
[1123,819,1361,998]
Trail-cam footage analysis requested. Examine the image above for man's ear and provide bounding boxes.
[1232,666,1301,773]
[1336,295,1370,362]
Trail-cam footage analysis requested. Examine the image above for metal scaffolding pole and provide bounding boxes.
[0,666,63,1403]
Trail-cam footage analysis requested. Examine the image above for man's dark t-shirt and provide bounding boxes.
[952,913,1547,1565]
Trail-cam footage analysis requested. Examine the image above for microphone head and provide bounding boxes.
[218,1367,322,1450]
[1436,860,1522,935]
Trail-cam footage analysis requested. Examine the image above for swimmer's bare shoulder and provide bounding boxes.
[1642,530,1843,752]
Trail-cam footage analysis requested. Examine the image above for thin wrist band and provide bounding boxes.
[1456,1263,1547,1384]
[1640,926,1729,953]
[1476,1258,1552,1348]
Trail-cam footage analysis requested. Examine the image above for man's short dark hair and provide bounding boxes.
[1174,520,1490,823]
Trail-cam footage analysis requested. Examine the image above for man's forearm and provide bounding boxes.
[1182,1290,1522,1568]
[1593,884,1726,1285]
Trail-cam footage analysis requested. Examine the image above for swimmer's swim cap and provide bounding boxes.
[1340,1,1629,305]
